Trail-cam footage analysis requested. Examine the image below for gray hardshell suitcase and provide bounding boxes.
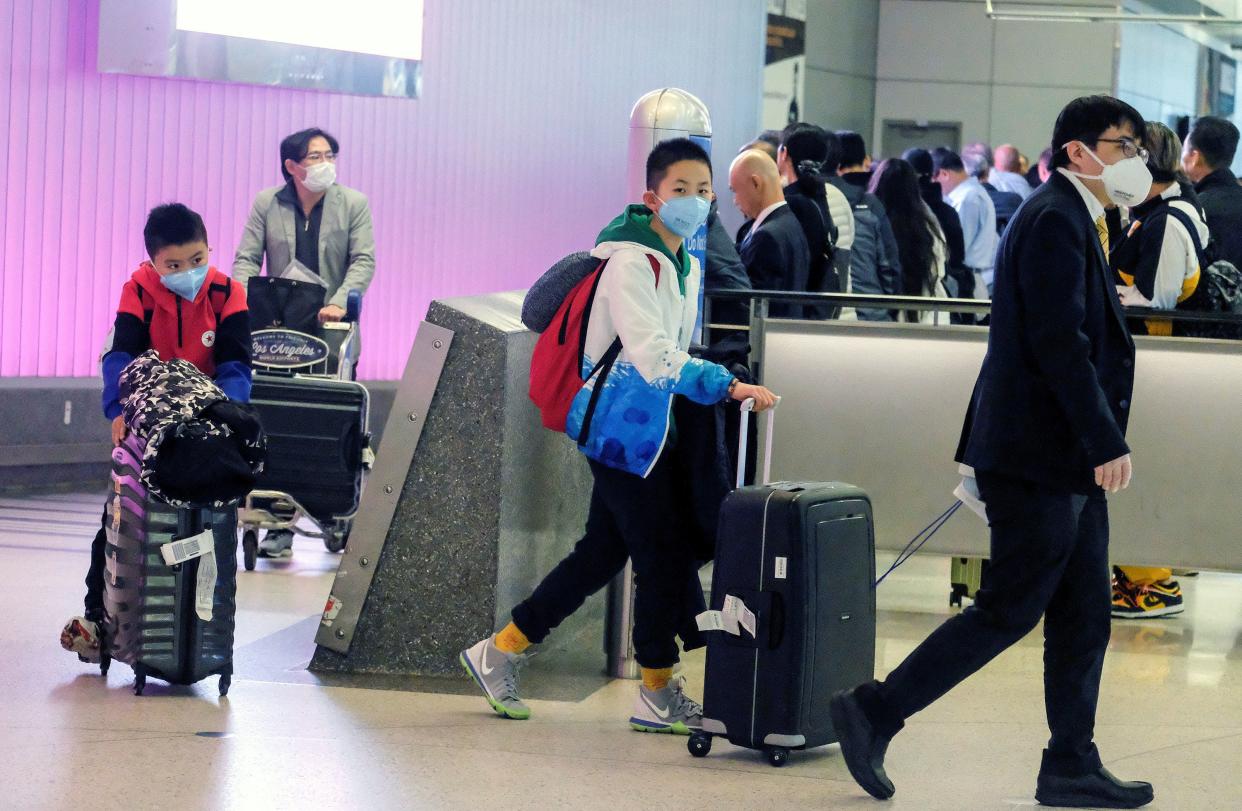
[691,400,877,766]
[102,433,238,695]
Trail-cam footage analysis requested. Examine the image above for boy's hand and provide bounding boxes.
[111,416,128,446]
[732,383,778,413]
[319,304,346,324]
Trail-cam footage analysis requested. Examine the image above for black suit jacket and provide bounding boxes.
[1194,168,1242,267]
[955,171,1136,494]
[736,204,811,319]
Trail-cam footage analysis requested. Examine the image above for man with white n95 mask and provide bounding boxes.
[830,96,1152,810]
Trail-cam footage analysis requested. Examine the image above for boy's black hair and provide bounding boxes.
[835,131,868,169]
[280,127,340,181]
[1187,115,1240,171]
[646,138,712,191]
[144,203,208,259]
[931,147,964,174]
[1050,95,1145,170]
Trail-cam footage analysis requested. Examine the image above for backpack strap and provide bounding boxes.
[574,253,662,447]
[205,279,232,328]
[1164,205,1208,268]
[135,285,154,327]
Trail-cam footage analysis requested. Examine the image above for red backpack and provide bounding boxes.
[529,253,660,443]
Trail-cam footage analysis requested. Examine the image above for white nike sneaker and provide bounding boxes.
[629,675,703,735]
[459,636,531,720]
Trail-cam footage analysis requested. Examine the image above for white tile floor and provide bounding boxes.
[2,492,1241,810]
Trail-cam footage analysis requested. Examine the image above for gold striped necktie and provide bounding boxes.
[1095,215,1109,256]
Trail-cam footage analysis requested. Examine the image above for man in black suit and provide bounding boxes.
[730,149,810,319]
[831,96,1154,809]
[1182,115,1242,268]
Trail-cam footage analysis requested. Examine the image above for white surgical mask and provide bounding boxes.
[302,161,337,193]
[1067,143,1152,207]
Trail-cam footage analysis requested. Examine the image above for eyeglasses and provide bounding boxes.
[1095,138,1149,161]
[303,151,337,164]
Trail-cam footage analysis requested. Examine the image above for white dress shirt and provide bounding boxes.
[750,200,787,235]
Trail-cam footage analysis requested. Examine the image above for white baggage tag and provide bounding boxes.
[160,529,213,566]
[698,595,757,637]
[196,548,216,622]
[696,610,725,632]
[739,604,757,638]
[721,595,742,635]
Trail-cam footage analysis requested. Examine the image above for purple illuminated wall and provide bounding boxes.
[0,1,763,379]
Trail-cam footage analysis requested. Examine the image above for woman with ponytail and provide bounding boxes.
[778,122,846,318]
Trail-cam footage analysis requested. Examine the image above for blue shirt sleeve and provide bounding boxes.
[214,360,253,403]
[101,351,133,419]
[957,194,982,264]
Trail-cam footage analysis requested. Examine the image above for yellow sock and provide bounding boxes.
[641,667,674,691]
[494,622,530,655]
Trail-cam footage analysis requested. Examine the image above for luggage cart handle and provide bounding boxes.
[737,396,780,488]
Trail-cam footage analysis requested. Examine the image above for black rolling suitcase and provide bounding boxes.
[691,400,877,766]
[102,434,238,695]
[248,376,367,517]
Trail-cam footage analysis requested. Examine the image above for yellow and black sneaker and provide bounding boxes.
[1112,569,1184,619]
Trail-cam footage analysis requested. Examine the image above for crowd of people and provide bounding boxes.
[710,117,1242,339]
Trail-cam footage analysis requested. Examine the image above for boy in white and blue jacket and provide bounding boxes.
[462,139,777,733]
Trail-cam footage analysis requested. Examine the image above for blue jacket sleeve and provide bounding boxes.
[101,352,133,419]
[214,360,253,403]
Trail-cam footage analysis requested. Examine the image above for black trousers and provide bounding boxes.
[860,471,1111,777]
[84,504,109,622]
[511,452,706,669]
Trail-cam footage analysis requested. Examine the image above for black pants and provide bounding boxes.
[511,452,705,669]
[84,504,109,622]
[859,472,1111,777]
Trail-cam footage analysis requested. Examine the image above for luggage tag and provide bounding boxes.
[160,529,214,567]
[195,549,216,622]
[695,594,757,638]
[158,530,216,621]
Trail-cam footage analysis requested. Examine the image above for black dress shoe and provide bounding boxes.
[829,688,896,800]
[1035,766,1154,808]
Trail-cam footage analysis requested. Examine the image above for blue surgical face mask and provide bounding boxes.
[655,195,711,240]
[160,264,210,300]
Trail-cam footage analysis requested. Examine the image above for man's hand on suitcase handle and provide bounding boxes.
[731,381,778,413]
[111,415,128,446]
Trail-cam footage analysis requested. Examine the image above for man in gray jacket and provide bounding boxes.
[233,128,376,326]
[232,127,375,558]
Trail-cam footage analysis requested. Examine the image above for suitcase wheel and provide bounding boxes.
[242,530,258,572]
[765,746,789,768]
[687,733,712,758]
[324,527,348,554]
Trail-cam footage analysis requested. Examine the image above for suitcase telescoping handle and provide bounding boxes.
[737,396,781,488]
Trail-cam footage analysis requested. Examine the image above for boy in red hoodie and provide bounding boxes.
[60,203,252,662]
